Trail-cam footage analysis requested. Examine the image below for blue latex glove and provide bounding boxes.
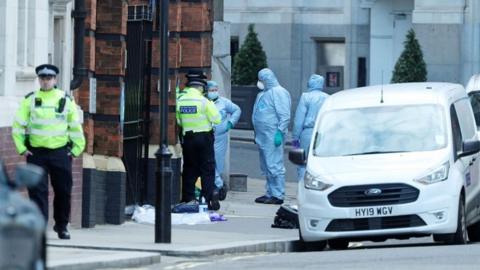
[292,139,300,149]
[227,122,233,131]
[274,130,283,147]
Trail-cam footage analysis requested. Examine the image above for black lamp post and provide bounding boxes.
[155,0,172,243]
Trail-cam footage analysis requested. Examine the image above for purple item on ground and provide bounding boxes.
[209,212,227,221]
[292,139,300,148]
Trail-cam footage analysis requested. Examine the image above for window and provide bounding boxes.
[315,40,345,92]
[17,0,35,68]
[17,0,27,66]
[468,92,480,129]
[357,57,367,87]
[313,105,447,157]
[450,105,463,160]
[454,99,476,140]
[230,37,239,68]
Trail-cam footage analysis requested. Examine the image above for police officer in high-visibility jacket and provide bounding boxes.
[176,70,221,210]
[11,64,85,239]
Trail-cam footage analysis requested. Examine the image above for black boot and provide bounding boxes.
[208,189,220,210]
[218,187,227,201]
[53,225,71,240]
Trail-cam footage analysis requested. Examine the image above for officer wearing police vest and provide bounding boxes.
[176,70,222,210]
[11,64,85,240]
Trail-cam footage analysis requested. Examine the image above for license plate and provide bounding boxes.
[351,206,394,218]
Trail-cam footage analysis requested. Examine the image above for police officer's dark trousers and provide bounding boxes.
[26,146,72,229]
[181,131,216,202]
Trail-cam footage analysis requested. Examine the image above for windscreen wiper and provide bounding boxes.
[346,150,406,156]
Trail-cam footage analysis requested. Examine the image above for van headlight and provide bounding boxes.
[414,162,449,185]
[304,171,333,191]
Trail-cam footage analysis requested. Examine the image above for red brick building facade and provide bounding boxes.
[0,0,214,227]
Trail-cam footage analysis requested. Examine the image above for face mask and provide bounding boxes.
[207,91,219,100]
[257,81,265,90]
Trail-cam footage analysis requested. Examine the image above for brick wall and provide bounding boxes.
[80,0,128,157]
[0,127,26,179]
[73,0,214,222]
[149,0,214,144]
[0,126,83,227]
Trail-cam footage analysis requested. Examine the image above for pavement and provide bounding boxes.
[47,177,300,270]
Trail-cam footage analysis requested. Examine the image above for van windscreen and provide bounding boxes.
[313,105,447,157]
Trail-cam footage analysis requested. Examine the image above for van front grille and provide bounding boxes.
[328,183,419,207]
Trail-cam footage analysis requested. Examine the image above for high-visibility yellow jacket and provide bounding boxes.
[11,88,86,157]
[176,87,221,135]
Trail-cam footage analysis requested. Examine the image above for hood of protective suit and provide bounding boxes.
[207,80,218,90]
[307,74,324,91]
[258,68,280,90]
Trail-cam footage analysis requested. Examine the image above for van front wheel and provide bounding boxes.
[467,221,480,242]
[298,230,327,251]
[328,239,349,250]
[433,194,468,245]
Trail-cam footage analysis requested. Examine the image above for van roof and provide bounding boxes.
[466,74,480,94]
[325,82,465,110]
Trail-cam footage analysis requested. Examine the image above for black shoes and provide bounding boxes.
[264,197,284,205]
[208,189,220,211]
[255,195,270,203]
[53,225,71,240]
[218,187,227,201]
[255,195,283,205]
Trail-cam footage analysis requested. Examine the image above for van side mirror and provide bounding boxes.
[14,164,44,188]
[458,139,480,158]
[289,148,306,166]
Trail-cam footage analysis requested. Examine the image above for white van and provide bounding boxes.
[289,83,480,250]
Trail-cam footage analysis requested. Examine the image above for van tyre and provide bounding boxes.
[433,194,468,245]
[467,221,480,242]
[328,239,349,250]
[298,230,327,252]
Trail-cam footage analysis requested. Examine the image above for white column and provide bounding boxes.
[211,21,232,186]
[0,0,19,96]
[366,0,413,85]
[369,0,394,85]
[52,0,74,92]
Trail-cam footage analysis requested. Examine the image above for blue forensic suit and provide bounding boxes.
[213,97,241,188]
[252,68,291,200]
[292,74,329,181]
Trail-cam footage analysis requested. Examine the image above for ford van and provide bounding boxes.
[290,83,480,250]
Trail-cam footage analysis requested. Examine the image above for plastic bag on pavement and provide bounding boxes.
[271,204,299,229]
[125,204,137,216]
[172,212,211,225]
[132,204,155,225]
[172,201,199,213]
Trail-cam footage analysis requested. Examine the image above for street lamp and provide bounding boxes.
[155,0,172,243]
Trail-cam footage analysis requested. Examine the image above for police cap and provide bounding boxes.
[35,64,59,76]
[186,69,207,88]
